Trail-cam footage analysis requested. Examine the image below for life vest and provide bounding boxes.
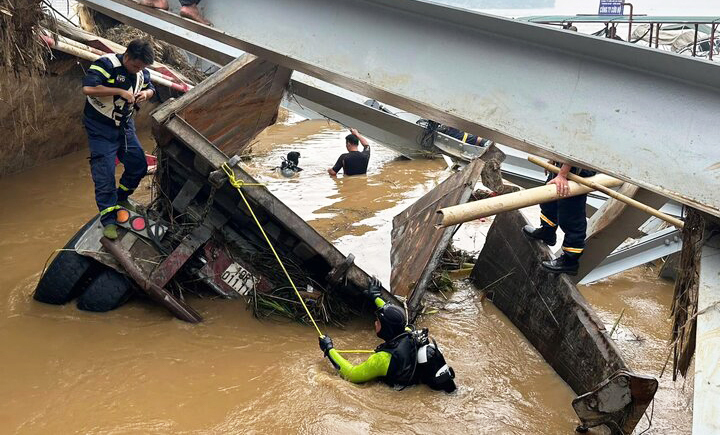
[86,54,145,127]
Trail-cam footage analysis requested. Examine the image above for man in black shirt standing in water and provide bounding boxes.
[328,128,370,177]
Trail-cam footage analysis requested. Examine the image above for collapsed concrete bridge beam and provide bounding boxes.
[471,210,657,434]
[80,0,720,217]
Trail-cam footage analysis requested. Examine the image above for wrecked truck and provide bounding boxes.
[33,53,395,323]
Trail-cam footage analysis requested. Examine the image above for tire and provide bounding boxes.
[76,268,135,312]
[33,216,99,305]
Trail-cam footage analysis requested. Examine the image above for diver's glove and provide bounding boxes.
[319,335,334,356]
[362,277,383,303]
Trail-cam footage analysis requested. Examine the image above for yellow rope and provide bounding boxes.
[220,163,375,355]
[221,163,324,337]
[336,350,375,354]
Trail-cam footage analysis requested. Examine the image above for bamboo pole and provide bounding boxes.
[40,35,192,93]
[528,156,684,229]
[437,174,624,227]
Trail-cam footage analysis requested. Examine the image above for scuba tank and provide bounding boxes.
[413,328,457,393]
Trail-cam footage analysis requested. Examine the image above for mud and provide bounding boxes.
[0,115,691,433]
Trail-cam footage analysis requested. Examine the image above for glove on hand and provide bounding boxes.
[319,335,334,356]
[362,277,382,303]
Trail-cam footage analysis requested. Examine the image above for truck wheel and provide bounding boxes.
[76,268,135,312]
[33,216,99,305]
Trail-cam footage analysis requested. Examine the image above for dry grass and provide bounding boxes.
[1,0,46,75]
[0,1,49,170]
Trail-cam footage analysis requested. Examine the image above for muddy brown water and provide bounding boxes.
[0,116,691,433]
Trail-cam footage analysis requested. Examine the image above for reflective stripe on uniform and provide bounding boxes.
[461,132,469,143]
[104,54,122,68]
[562,246,584,254]
[100,205,121,216]
[540,213,557,227]
[89,64,110,79]
[118,184,130,192]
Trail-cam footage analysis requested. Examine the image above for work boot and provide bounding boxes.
[103,224,119,240]
[117,199,137,213]
[522,225,557,246]
[179,5,213,26]
[541,254,579,276]
[138,0,168,9]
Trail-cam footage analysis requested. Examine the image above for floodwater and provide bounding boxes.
[0,116,691,434]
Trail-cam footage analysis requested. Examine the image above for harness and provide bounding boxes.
[375,332,420,387]
[86,54,144,127]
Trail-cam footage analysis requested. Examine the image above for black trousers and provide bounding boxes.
[180,0,200,5]
[539,173,587,257]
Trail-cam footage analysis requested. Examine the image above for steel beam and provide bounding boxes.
[574,185,668,282]
[694,229,720,434]
[579,227,682,285]
[80,0,720,216]
[287,79,485,161]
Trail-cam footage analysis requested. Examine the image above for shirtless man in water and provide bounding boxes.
[139,0,212,26]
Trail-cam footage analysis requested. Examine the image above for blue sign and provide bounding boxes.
[598,0,624,15]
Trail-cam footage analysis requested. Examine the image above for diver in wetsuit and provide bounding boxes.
[318,279,456,392]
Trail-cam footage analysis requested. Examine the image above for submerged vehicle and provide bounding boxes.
[34,54,393,323]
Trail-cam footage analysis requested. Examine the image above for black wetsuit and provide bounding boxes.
[332,146,370,176]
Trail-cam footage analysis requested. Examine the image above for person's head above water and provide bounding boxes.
[375,304,407,341]
[345,133,360,152]
[286,151,300,166]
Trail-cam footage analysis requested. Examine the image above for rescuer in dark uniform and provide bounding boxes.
[327,128,371,177]
[82,40,156,240]
[318,279,456,392]
[438,125,491,147]
[523,162,596,275]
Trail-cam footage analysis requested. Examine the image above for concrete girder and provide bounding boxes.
[578,227,682,285]
[80,0,720,217]
[694,229,720,434]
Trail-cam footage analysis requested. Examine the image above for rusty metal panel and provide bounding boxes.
[180,59,290,156]
[152,54,291,157]
[390,159,484,318]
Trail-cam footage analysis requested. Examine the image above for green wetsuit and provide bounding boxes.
[327,297,393,383]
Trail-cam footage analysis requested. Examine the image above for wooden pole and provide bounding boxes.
[436,174,623,227]
[528,156,684,229]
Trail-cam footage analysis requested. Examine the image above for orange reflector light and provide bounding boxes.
[116,208,130,224]
[130,216,146,231]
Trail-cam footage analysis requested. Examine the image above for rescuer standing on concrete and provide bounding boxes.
[327,128,371,177]
[139,0,213,26]
[82,39,155,240]
[523,162,596,275]
[319,279,456,392]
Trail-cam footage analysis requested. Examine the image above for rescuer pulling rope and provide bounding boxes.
[222,162,456,392]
